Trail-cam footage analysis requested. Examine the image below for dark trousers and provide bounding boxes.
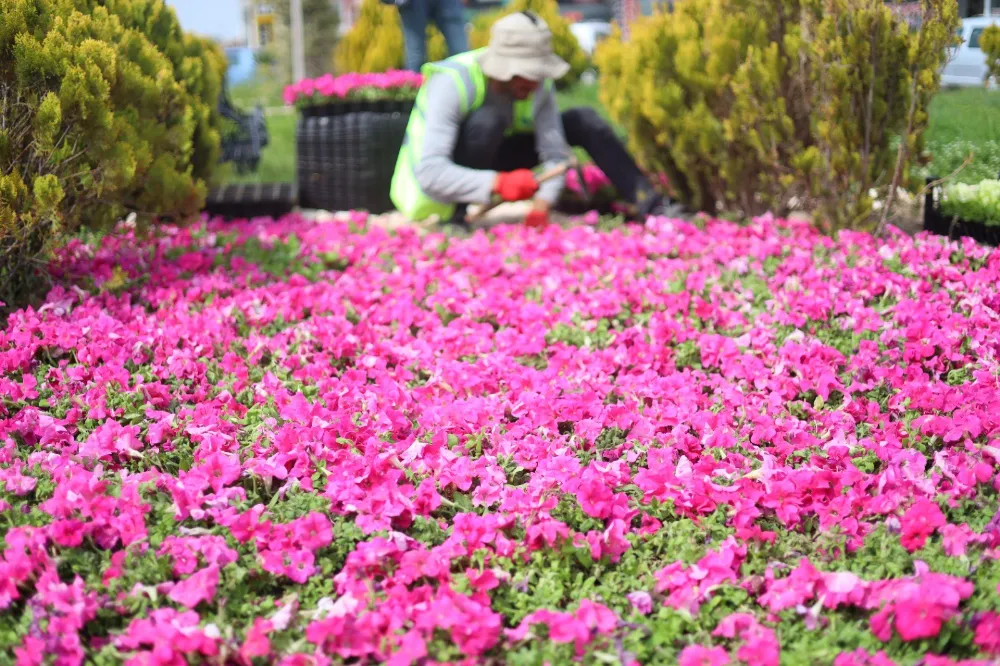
[452,106,662,215]
[397,0,468,72]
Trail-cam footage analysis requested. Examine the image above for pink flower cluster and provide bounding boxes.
[654,537,746,614]
[507,598,619,655]
[283,70,424,106]
[3,210,1000,664]
[225,507,334,583]
[566,163,614,196]
[758,558,979,641]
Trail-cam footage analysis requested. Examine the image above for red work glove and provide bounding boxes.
[493,169,539,202]
[524,208,550,229]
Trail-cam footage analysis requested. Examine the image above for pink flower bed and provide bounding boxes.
[283,71,424,107]
[2,212,1000,665]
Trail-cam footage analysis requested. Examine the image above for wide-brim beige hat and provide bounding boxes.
[478,11,570,82]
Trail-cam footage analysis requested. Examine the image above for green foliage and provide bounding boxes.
[982,24,1000,86]
[0,0,227,316]
[594,0,960,233]
[467,0,590,89]
[272,0,341,78]
[333,0,448,74]
[673,340,703,371]
[925,139,1000,185]
[546,318,615,349]
[485,506,744,663]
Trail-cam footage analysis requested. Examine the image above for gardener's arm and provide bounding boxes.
[532,85,571,206]
[414,74,497,205]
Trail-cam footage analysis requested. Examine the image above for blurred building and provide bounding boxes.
[335,0,361,32]
[242,2,276,48]
[957,0,1000,16]
[271,0,1000,38]
[896,0,1000,20]
[334,0,619,31]
[885,0,998,31]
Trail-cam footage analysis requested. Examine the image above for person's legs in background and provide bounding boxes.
[448,106,688,225]
[399,0,429,72]
[448,107,536,226]
[429,0,469,56]
[560,107,689,219]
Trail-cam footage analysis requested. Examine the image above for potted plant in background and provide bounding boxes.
[285,70,422,213]
[923,176,1000,247]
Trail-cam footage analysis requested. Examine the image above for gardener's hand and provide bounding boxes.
[493,169,539,202]
[524,200,550,229]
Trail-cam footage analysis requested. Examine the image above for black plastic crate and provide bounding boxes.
[296,101,413,214]
[553,198,619,217]
[923,176,1000,247]
[204,182,297,220]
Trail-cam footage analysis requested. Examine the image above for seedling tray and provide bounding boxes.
[923,176,1000,247]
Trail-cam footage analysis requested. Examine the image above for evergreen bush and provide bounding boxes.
[981,24,1000,85]
[594,0,959,232]
[0,0,227,314]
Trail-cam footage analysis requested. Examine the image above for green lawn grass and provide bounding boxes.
[556,82,605,117]
[928,87,1000,144]
[925,87,1000,183]
[229,74,288,109]
[219,112,297,185]
[221,82,1000,187]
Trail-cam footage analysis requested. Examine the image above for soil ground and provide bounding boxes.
[300,191,928,239]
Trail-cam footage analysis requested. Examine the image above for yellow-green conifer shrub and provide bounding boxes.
[980,25,1000,85]
[334,0,448,73]
[75,0,227,186]
[468,0,589,89]
[595,0,959,232]
[0,0,227,315]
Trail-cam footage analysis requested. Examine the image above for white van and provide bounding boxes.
[941,16,1000,87]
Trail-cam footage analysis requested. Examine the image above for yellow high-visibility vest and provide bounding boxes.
[389,49,551,221]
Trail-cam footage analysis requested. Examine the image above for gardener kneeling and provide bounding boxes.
[389,11,690,228]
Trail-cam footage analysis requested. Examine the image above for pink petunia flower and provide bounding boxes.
[974,612,1000,655]
[678,645,730,666]
[167,565,219,609]
[899,498,946,552]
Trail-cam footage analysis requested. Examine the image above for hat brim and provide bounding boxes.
[478,50,570,83]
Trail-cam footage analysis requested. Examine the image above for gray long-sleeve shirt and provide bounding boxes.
[413,72,572,206]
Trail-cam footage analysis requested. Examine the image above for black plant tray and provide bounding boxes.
[204,182,297,220]
[553,197,619,217]
[923,176,1000,247]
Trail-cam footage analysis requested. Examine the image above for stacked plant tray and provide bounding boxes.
[923,176,1000,247]
[204,182,297,220]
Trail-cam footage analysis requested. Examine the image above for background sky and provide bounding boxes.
[165,0,244,42]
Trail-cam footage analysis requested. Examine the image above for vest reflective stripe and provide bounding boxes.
[405,102,427,153]
[433,61,477,113]
[390,49,541,222]
[399,135,419,182]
